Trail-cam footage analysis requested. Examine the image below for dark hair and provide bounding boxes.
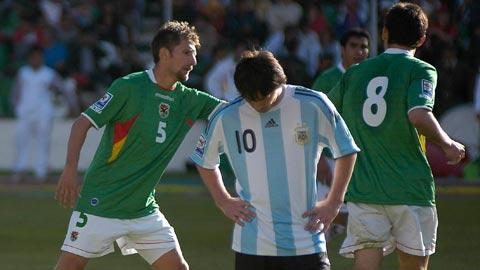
[234,50,287,101]
[28,45,44,56]
[151,21,200,63]
[384,2,428,48]
[340,28,371,47]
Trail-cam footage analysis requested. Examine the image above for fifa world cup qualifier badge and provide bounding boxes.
[195,135,206,157]
[90,92,113,113]
[295,123,310,145]
[159,102,170,118]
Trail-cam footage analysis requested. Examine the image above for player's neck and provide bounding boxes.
[387,44,416,54]
[152,65,177,91]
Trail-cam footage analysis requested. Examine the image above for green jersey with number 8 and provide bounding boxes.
[328,49,437,206]
[78,70,221,219]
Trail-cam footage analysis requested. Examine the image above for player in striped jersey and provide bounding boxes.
[191,50,359,270]
[328,3,465,270]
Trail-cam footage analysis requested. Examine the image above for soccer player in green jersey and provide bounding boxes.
[54,21,222,270]
[312,28,370,94]
[312,28,370,239]
[328,3,465,270]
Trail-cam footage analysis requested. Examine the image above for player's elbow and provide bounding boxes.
[408,108,430,128]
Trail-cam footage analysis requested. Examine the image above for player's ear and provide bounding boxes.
[159,47,171,62]
[415,35,427,48]
[381,27,388,43]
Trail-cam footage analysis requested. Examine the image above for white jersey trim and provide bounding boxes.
[81,112,100,129]
[146,69,156,83]
[407,105,432,114]
[384,48,414,57]
[337,62,346,73]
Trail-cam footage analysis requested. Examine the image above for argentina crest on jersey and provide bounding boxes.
[90,92,113,113]
[294,123,310,145]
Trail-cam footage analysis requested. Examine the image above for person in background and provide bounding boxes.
[312,28,370,93]
[311,27,370,240]
[11,46,69,182]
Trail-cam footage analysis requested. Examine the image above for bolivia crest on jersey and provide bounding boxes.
[90,92,113,113]
[159,103,170,118]
[70,231,79,241]
[295,123,310,145]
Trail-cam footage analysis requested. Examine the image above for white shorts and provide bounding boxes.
[61,210,179,264]
[340,202,437,258]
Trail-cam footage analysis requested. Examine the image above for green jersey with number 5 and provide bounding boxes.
[78,70,221,219]
[328,49,437,206]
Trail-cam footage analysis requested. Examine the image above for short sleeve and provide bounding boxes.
[407,63,437,112]
[82,78,130,129]
[192,90,224,120]
[318,95,360,159]
[190,116,224,169]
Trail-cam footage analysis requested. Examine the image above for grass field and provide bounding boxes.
[0,181,479,270]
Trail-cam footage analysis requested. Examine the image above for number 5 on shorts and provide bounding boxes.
[76,212,88,228]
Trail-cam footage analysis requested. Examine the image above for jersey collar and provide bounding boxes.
[337,62,346,73]
[146,69,156,83]
[384,48,414,57]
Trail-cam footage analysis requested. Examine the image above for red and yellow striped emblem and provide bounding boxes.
[108,115,139,163]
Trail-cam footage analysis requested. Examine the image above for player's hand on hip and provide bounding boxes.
[443,140,466,165]
[55,168,80,208]
[218,197,256,226]
[303,199,341,233]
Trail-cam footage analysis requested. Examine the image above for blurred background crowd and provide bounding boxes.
[0,0,479,117]
[0,0,479,180]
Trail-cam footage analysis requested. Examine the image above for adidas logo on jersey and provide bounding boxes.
[265,118,278,128]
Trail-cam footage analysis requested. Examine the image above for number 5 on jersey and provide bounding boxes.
[362,76,388,127]
[156,121,166,143]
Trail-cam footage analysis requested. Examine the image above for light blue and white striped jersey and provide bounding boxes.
[191,85,360,256]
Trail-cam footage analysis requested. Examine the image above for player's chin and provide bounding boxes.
[177,71,190,82]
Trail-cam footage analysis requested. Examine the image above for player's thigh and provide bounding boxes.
[353,248,383,270]
[126,210,184,266]
[387,205,437,257]
[55,251,89,270]
[61,211,126,258]
[397,249,429,270]
[340,203,394,258]
[148,247,188,270]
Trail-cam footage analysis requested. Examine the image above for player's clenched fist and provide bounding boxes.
[443,140,466,165]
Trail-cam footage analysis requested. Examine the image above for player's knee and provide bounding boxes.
[177,260,189,270]
[55,252,88,270]
[55,258,86,270]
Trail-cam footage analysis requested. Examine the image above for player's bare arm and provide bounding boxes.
[408,108,465,164]
[55,115,93,208]
[196,166,256,226]
[304,152,356,232]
